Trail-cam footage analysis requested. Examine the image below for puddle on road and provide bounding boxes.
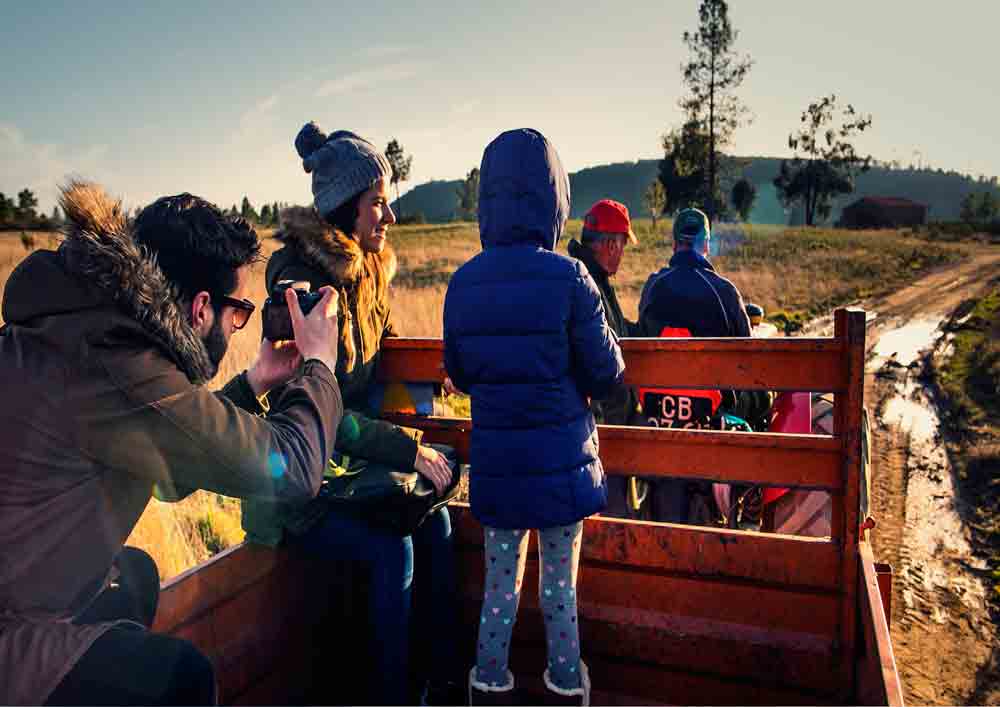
[882,379,938,442]
[873,320,989,629]
[871,319,943,367]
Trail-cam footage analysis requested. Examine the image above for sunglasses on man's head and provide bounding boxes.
[217,296,256,330]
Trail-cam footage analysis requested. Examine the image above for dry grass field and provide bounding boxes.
[0,220,970,578]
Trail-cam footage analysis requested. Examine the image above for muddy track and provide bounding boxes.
[855,249,1000,705]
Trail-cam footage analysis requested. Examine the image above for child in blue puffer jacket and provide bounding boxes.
[443,129,625,705]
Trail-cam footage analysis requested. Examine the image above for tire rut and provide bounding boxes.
[846,248,1000,704]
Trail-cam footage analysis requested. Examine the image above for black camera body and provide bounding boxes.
[262,280,324,341]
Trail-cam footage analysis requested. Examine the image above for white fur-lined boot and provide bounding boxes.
[468,666,516,706]
[542,660,591,706]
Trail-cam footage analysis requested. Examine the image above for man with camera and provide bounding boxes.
[0,182,343,706]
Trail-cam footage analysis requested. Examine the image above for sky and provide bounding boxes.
[2,0,997,213]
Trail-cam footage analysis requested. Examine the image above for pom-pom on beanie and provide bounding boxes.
[294,122,392,217]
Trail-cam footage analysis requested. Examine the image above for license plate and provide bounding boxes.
[642,392,715,429]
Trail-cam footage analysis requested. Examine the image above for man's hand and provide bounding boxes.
[414,445,453,496]
[289,286,339,374]
[247,338,303,396]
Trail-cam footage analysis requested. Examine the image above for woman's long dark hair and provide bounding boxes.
[324,189,365,235]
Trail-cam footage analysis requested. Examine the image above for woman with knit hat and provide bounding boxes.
[240,123,461,704]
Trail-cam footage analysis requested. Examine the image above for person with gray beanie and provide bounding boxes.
[241,122,462,705]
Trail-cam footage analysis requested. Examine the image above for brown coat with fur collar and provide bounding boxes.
[240,207,419,546]
[268,206,398,408]
[0,183,343,704]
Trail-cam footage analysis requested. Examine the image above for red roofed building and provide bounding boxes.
[839,197,928,229]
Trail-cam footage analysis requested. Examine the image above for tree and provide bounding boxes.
[678,0,753,220]
[272,201,281,226]
[773,95,873,226]
[959,193,977,224]
[975,192,999,225]
[658,118,719,215]
[644,180,667,229]
[455,167,480,221]
[240,196,258,223]
[51,206,62,224]
[0,193,14,224]
[385,139,413,217]
[730,178,757,222]
[961,192,1000,226]
[260,203,272,225]
[17,188,39,221]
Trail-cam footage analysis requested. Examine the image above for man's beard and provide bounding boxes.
[203,313,229,377]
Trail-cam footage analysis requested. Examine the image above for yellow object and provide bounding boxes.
[325,455,361,478]
[381,382,416,414]
[628,477,649,511]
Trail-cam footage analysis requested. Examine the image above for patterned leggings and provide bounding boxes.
[475,522,584,690]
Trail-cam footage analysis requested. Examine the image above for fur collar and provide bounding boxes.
[275,206,397,285]
[57,181,215,384]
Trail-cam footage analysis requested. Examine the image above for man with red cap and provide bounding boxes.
[567,199,646,518]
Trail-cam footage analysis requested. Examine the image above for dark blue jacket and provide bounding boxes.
[638,249,751,338]
[443,129,625,529]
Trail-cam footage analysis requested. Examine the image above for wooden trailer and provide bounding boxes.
[152,307,902,705]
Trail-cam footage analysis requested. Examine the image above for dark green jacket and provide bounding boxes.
[241,207,422,545]
[0,183,342,705]
[566,239,641,425]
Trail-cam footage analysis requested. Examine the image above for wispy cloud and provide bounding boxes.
[230,94,280,145]
[0,123,114,209]
[315,62,424,98]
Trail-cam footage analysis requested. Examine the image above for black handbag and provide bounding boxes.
[321,443,461,536]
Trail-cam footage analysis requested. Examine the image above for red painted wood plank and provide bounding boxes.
[856,543,904,707]
[457,599,837,695]
[834,308,866,699]
[154,543,285,633]
[385,415,843,489]
[450,505,841,591]
[457,548,839,638]
[511,643,839,706]
[380,336,849,392]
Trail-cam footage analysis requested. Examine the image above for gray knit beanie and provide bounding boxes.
[294,122,392,217]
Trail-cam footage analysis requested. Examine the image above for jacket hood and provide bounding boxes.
[669,248,715,272]
[273,205,397,374]
[274,206,397,285]
[478,129,569,251]
[1,181,215,384]
[567,238,608,281]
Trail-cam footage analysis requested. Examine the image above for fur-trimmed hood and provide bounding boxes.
[273,205,396,285]
[267,205,396,389]
[1,181,214,384]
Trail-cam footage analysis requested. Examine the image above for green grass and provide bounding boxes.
[933,281,1000,603]
[387,218,969,331]
[938,284,1000,430]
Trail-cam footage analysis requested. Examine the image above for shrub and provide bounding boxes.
[196,514,226,554]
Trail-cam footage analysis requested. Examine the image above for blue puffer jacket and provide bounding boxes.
[443,129,625,529]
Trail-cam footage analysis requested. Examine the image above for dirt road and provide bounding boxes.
[830,249,1000,705]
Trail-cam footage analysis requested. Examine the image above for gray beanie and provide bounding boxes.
[295,122,392,217]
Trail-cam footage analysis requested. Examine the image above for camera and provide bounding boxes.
[261,280,325,341]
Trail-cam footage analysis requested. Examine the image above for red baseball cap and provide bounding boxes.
[582,199,637,244]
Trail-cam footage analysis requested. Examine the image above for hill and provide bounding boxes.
[394,157,1000,225]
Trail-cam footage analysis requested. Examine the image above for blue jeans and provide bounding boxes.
[295,506,458,704]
